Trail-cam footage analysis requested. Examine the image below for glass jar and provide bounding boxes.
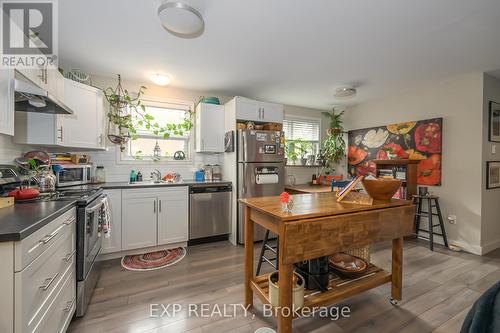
[37,170,56,192]
[95,166,106,183]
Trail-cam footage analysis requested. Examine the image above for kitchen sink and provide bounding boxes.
[128,180,178,186]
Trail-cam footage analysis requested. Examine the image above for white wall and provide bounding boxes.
[0,134,31,164]
[481,74,500,253]
[345,72,484,254]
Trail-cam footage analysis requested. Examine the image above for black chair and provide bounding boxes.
[256,230,279,276]
[413,195,449,251]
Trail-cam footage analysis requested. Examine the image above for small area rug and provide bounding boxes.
[121,247,186,271]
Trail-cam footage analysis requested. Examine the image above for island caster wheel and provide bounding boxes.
[390,298,400,306]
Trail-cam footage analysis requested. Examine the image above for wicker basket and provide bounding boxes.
[344,246,371,262]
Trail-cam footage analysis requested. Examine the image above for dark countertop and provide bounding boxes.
[100,179,232,189]
[0,200,76,242]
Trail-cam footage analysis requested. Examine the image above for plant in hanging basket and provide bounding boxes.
[320,109,345,174]
[103,75,195,153]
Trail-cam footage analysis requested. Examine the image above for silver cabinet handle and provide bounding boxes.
[64,217,76,225]
[154,200,156,213]
[40,231,58,244]
[40,273,59,291]
[57,126,63,142]
[63,299,75,312]
[262,108,265,119]
[63,250,76,262]
[159,200,162,213]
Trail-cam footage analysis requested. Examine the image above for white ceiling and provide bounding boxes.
[59,0,500,110]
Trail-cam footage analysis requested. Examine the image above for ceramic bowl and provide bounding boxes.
[362,178,402,201]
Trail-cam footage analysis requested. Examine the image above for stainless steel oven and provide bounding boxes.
[56,164,92,187]
[75,191,107,317]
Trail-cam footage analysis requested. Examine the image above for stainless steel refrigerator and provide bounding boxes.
[237,129,285,244]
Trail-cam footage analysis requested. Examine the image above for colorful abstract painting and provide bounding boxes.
[347,118,443,185]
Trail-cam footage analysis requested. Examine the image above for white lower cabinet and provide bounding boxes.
[101,189,122,254]
[122,195,158,250]
[119,187,189,252]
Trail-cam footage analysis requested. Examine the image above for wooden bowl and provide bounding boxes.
[362,178,402,202]
[329,253,368,278]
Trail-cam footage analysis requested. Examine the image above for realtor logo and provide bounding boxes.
[0,0,58,68]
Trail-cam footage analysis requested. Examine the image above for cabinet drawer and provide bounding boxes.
[30,269,76,333]
[15,221,75,333]
[122,186,188,199]
[15,207,76,272]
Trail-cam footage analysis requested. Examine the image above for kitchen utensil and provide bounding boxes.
[24,151,50,165]
[8,187,40,200]
[329,253,368,278]
[361,178,402,202]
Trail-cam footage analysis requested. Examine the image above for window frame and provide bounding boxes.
[116,96,195,166]
[283,114,322,159]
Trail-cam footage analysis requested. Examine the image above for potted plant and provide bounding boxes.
[104,75,194,153]
[320,109,346,174]
[294,139,313,165]
[285,139,298,165]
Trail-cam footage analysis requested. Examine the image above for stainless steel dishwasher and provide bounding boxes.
[189,184,232,244]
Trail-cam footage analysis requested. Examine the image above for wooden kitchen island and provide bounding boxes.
[239,193,416,333]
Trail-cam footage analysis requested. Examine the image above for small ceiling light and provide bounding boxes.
[150,73,171,86]
[158,1,204,39]
[334,86,357,99]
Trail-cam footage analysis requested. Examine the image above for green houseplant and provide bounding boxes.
[104,75,194,152]
[320,109,345,173]
[285,139,312,165]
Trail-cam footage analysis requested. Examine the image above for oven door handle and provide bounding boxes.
[86,195,107,213]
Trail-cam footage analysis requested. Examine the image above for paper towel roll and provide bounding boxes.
[256,174,279,184]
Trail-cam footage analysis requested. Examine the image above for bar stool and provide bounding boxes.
[256,230,279,276]
[413,195,449,251]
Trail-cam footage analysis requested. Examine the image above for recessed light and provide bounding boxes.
[150,73,171,86]
[158,1,204,39]
[334,86,357,99]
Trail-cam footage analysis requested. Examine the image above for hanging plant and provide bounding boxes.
[319,109,345,174]
[103,74,194,152]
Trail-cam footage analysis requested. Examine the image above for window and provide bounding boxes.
[283,116,321,159]
[121,99,193,162]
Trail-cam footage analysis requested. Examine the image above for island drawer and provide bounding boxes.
[14,219,75,333]
[14,207,76,272]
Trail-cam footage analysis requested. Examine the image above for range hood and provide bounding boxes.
[14,71,74,115]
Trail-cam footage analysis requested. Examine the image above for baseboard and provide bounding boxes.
[481,239,500,255]
[447,239,482,255]
[98,241,188,261]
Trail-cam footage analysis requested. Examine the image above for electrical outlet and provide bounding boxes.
[448,215,457,224]
[492,145,497,155]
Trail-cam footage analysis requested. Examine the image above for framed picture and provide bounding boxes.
[487,161,500,189]
[489,101,500,142]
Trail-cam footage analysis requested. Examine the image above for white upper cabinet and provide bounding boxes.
[59,78,104,149]
[195,102,225,153]
[234,96,283,123]
[0,70,15,135]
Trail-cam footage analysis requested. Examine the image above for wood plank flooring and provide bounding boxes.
[68,240,500,333]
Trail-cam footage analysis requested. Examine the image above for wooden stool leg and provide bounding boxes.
[427,198,434,251]
[256,230,270,276]
[434,199,449,248]
[391,237,403,303]
[244,206,254,309]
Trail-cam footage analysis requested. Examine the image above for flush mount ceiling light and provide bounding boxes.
[334,86,357,99]
[150,73,171,86]
[158,1,204,39]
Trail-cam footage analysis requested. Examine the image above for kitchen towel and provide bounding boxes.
[256,174,279,185]
[102,196,111,238]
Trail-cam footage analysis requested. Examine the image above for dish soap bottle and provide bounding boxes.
[137,171,143,182]
[130,170,137,183]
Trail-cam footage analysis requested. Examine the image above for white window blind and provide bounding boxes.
[283,118,320,141]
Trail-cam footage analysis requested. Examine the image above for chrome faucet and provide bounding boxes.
[151,169,162,183]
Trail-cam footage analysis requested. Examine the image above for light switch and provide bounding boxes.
[492,145,497,155]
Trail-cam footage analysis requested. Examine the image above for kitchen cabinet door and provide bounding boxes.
[46,69,64,101]
[235,96,260,122]
[17,67,48,91]
[259,101,283,123]
[101,189,122,254]
[59,78,102,148]
[195,103,224,152]
[122,196,157,250]
[0,70,14,135]
[157,187,188,245]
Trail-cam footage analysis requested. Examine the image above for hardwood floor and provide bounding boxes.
[68,240,500,333]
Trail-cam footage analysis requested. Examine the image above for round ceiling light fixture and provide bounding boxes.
[334,86,357,99]
[158,1,204,39]
[150,73,171,86]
